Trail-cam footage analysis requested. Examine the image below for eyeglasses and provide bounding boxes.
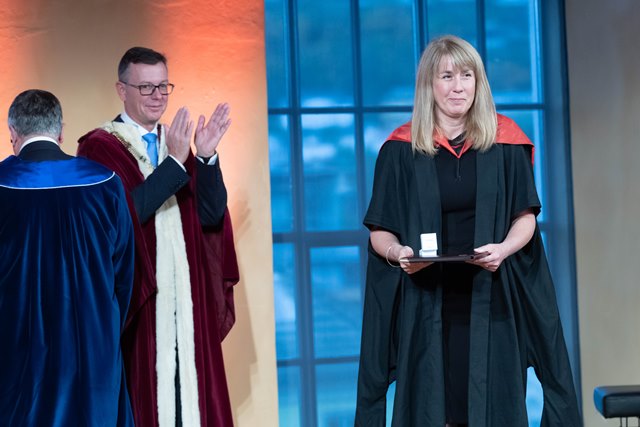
[120,81,175,96]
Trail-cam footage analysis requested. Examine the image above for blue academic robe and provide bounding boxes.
[0,143,135,427]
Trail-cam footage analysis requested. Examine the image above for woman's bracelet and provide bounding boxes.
[385,244,401,268]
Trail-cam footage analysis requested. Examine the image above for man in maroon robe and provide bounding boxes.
[77,46,239,427]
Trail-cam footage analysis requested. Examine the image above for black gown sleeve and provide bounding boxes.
[363,141,408,236]
[500,145,582,425]
[356,140,409,426]
[505,144,541,219]
[130,156,190,224]
[195,157,227,227]
[130,155,227,227]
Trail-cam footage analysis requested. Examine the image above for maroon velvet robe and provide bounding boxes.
[78,129,239,427]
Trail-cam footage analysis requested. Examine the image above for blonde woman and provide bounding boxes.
[356,35,580,426]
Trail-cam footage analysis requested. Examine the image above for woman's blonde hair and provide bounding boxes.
[411,35,497,156]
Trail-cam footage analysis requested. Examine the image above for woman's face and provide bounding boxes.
[432,56,476,122]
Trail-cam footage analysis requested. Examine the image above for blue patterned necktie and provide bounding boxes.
[142,133,158,167]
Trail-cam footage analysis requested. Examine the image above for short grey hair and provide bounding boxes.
[8,89,63,139]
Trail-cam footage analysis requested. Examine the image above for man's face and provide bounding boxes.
[116,62,169,131]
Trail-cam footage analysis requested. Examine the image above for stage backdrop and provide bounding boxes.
[0,0,278,425]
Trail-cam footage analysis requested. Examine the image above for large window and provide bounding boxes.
[265,0,579,426]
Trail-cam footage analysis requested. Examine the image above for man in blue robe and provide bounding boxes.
[0,89,135,426]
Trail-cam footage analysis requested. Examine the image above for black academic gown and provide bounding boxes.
[355,134,581,426]
[111,115,227,226]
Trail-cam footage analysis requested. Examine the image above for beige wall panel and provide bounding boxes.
[565,1,640,425]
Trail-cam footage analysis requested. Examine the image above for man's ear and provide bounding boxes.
[8,125,17,143]
[116,81,127,102]
[9,126,20,155]
[57,125,64,145]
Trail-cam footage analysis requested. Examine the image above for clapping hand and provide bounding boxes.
[165,107,194,164]
[194,103,231,158]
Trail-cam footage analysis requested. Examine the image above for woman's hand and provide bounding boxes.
[392,244,433,274]
[370,229,433,274]
[468,244,506,272]
[469,209,537,272]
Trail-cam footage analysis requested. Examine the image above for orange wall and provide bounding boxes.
[0,0,277,425]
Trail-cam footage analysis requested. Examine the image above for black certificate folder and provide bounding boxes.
[399,252,488,263]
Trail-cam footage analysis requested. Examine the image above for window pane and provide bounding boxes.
[311,246,362,358]
[427,0,477,45]
[302,114,359,231]
[264,0,289,108]
[526,367,543,427]
[540,230,549,252]
[363,112,412,202]
[386,382,396,425]
[316,363,358,427]
[274,243,298,360]
[269,115,294,232]
[498,109,545,221]
[278,366,302,427]
[360,0,415,106]
[298,0,353,107]
[486,0,541,103]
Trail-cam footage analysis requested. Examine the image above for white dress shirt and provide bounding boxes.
[120,111,218,169]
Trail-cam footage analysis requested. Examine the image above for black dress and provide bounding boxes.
[435,135,479,425]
